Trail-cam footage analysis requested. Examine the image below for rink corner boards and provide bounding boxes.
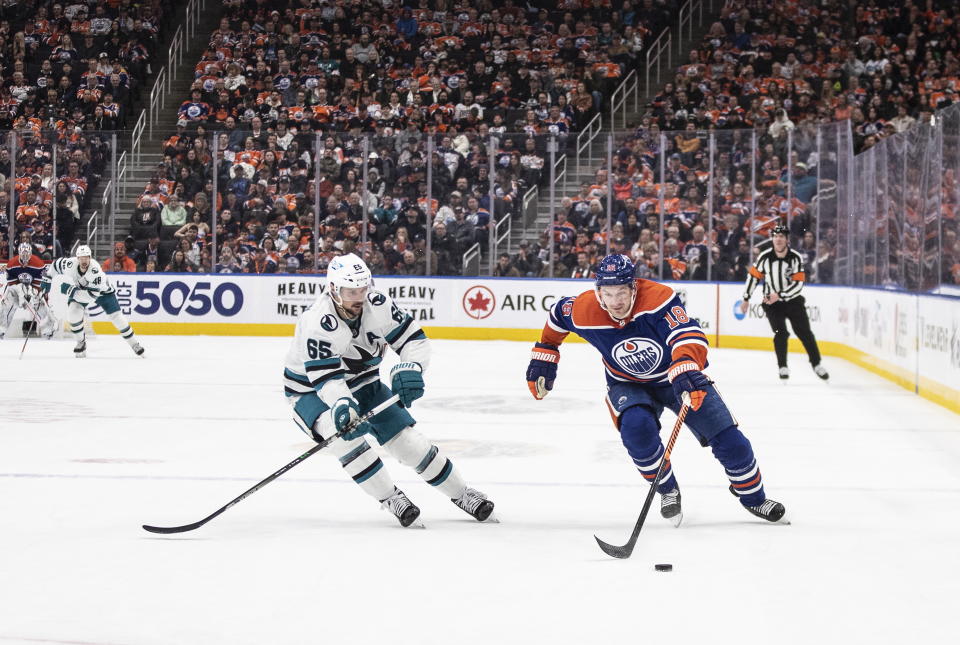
[719,334,960,415]
[89,322,959,415]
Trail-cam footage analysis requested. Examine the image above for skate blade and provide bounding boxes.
[404,518,426,529]
[481,512,501,524]
[669,512,683,528]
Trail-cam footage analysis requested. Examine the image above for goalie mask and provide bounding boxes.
[18,243,32,263]
[326,253,372,308]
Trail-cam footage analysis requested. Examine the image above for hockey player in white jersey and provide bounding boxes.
[283,253,494,527]
[46,245,144,358]
[0,243,58,340]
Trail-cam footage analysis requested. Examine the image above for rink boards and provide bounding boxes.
[19,274,960,413]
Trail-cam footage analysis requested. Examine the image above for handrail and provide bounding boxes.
[677,0,694,57]
[462,242,481,276]
[609,69,639,131]
[575,112,603,186]
[131,110,145,168]
[493,210,512,260]
[117,152,127,203]
[83,210,99,255]
[645,31,672,99]
[148,66,167,138]
[555,153,568,194]
[168,26,183,93]
[522,185,538,228]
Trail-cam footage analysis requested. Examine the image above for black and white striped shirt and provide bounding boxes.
[743,247,806,302]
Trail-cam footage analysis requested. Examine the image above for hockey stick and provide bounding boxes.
[142,394,400,534]
[594,392,692,559]
[18,298,42,360]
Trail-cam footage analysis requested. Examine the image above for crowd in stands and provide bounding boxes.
[1,0,173,262]
[513,0,960,288]
[122,0,677,275]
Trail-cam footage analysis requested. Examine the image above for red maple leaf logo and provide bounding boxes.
[467,290,491,312]
[462,286,496,319]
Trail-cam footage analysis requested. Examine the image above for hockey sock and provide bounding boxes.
[108,311,137,346]
[632,443,679,494]
[332,439,396,502]
[709,426,765,507]
[67,302,85,340]
[383,428,467,499]
[618,406,678,494]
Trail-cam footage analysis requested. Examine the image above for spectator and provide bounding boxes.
[161,195,188,228]
[165,249,193,273]
[493,253,521,278]
[103,241,137,273]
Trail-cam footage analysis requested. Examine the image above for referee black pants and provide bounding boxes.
[761,296,822,368]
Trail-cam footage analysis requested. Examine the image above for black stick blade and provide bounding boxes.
[142,521,206,534]
[594,535,635,559]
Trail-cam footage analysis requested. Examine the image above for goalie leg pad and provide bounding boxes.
[383,427,467,499]
[709,426,765,507]
[0,290,18,335]
[619,405,679,495]
[33,298,58,338]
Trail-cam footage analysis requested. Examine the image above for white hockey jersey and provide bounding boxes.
[283,287,429,406]
[47,256,116,297]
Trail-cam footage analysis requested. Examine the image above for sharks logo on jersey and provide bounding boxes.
[611,338,663,378]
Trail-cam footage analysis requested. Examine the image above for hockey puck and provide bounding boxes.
[654,564,673,572]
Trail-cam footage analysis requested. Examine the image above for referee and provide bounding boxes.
[740,225,829,381]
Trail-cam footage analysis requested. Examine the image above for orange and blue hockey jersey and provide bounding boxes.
[539,280,709,385]
[3,254,46,288]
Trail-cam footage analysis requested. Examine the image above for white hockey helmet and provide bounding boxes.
[76,245,93,258]
[326,253,372,305]
[18,242,32,260]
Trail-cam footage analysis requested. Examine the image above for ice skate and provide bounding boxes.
[813,364,829,380]
[729,485,789,524]
[744,499,788,523]
[660,488,682,527]
[778,367,789,380]
[132,342,145,357]
[74,339,87,358]
[380,487,421,528]
[452,487,495,522]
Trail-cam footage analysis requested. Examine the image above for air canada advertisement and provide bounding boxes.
[58,274,957,406]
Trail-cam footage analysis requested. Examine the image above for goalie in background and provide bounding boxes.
[0,243,58,340]
[45,245,144,358]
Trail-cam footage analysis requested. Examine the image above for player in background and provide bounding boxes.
[283,253,494,527]
[0,243,58,340]
[45,245,144,358]
[740,225,828,381]
[526,254,787,524]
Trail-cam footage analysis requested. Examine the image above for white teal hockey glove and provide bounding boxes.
[331,398,374,441]
[390,362,424,408]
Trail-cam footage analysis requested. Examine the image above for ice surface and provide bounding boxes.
[1,336,958,644]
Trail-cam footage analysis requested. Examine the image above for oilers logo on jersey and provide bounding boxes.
[611,338,663,378]
[538,279,709,386]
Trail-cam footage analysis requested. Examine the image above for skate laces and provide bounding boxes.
[661,489,680,506]
[454,487,487,514]
[750,499,778,516]
[381,489,412,517]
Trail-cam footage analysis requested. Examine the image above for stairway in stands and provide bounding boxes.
[89,2,224,260]
[504,12,717,276]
